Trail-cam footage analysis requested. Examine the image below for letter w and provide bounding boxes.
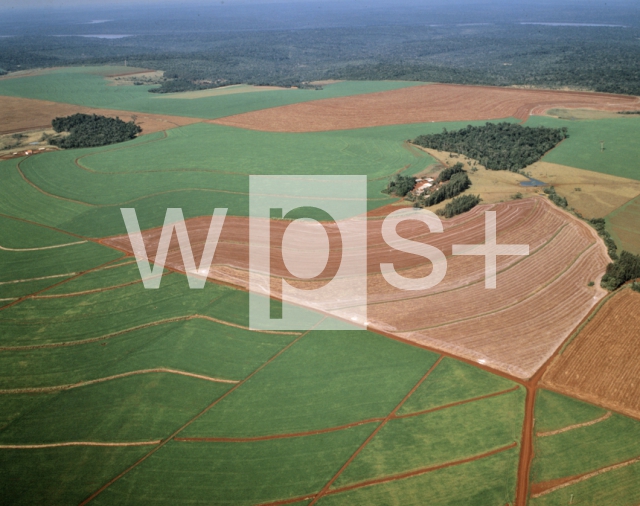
[120,208,227,289]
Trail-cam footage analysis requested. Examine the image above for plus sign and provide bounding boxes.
[453,211,529,289]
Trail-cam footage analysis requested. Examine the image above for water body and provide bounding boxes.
[520,177,547,187]
[519,22,626,27]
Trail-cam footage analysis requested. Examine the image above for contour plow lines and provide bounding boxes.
[78,318,324,506]
[391,241,598,334]
[536,411,612,438]
[0,240,87,252]
[173,385,521,443]
[0,314,300,351]
[30,272,168,299]
[530,454,640,499]
[0,441,162,449]
[0,368,239,395]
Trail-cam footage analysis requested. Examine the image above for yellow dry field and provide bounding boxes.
[526,161,640,219]
[152,84,290,99]
[415,148,531,211]
[106,70,164,86]
[544,108,629,120]
[0,129,58,157]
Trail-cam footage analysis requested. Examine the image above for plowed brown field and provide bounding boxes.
[0,95,202,135]
[104,196,609,379]
[210,84,640,132]
[542,288,640,419]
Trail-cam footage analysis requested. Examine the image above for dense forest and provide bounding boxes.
[1,2,640,95]
[415,171,472,208]
[50,114,142,149]
[413,123,568,172]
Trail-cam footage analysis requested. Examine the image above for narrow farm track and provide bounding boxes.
[0,441,161,449]
[530,455,640,499]
[0,240,87,252]
[0,368,239,394]
[536,411,612,438]
[0,313,300,352]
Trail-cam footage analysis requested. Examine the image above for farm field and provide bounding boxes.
[1,64,639,506]
[528,390,640,505]
[211,83,640,132]
[525,115,640,181]
[106,196,610,379]
[541,287,640,419]
[0,66,425,119]
[0,238,528,504]
[607,193,640,254]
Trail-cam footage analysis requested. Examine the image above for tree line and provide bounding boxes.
[50,114,142,149]
[412,123,568,172]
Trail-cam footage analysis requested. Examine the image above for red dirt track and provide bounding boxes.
[210,84,640,132]
[104,196,609,380]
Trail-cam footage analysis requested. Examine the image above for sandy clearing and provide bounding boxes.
[210,83,640,132]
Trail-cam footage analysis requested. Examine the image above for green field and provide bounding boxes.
[529,390,640,505]
[525,115,640,181]
[0,66,425,119]
[607,193,640,255]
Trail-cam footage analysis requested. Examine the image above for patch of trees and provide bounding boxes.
[632,282,640,293]
[437,194,482,218]
[601,250,640,291]
[436,163,465,183]
[618,111,640,115]
[49,114,142,149]
[416,171,472,208]
[384,174,417,197]
[543,187,568,209]
[412,123,568,172]
[589,218,618,260]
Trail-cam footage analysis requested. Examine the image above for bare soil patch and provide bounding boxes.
[211,83,640,132]
[0,95,203,136]
[151,84,290,99]
[542,288,640,419]
[104,196,608,379]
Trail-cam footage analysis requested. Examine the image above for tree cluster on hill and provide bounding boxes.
[384,174,417,197]
[436,163,465,184]
[589,218,618,260]
[437,194,482,218]
[601,250,640,291]
[412,123,568,172]
[543,186,568,209]
[50,114,142,149]
[416,171,472,208]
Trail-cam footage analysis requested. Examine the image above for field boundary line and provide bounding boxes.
[174,417,384,443]
[536,411,612,438]
[0,240,87,252]
[79,319,323,505]
[0,368,239,394]
[530,454,640,498]
[0,272,76,285]
[0,441,161,449]
[306,356,444,506]
[396,385,521,419]
[0,314,300,351]
[31,273,170,299]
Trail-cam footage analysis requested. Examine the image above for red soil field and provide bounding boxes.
[541,288,640,419]
[210,84,640,132]
[103,196,609,379]
[0,95,202,135]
